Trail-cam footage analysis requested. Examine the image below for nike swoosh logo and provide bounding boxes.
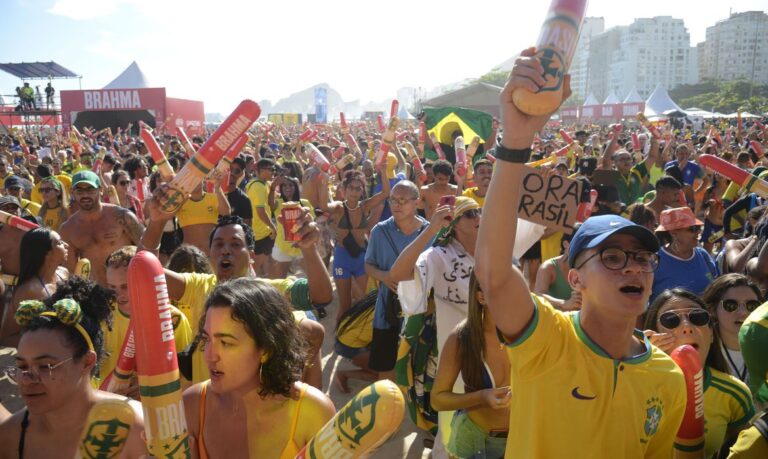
[571,387,597,400]
[609,221,621,226]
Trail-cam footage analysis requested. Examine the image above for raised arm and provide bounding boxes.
[362,166,391,213]
[475,47,571,340]
[389,205,450,283]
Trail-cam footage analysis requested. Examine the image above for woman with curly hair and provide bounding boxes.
[183,278,335,458]
[0,277,147,458]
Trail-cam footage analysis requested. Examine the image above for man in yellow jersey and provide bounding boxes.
[474,47,687,458]
[141,199,333,386]
[246,157,277,273]
[462,159,493,207]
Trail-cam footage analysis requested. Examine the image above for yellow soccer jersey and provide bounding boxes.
[177,191,219,228]
[728,419,768,459]
[702,367,756,458]
[97,304,193,386]
[178,273,295,383]
[499,295,687,458]
[246,179,272,239]
[462,187,485,208]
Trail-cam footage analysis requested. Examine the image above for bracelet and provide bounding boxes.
[494,142,532,163]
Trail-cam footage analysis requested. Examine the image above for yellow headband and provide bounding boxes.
[15,299,95,353]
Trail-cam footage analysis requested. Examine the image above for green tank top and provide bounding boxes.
[545,257,572,301]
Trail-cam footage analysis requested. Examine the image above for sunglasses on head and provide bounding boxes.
[659,309,710,329]
[720,299,761,313]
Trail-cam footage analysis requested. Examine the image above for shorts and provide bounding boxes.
[368,327,400,372]
[253,235,275,256]
[271,244,303,263]
[333,245,366,279]
[447,411,507,459]
[334,340,369,360]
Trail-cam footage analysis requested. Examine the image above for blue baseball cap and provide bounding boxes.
[568,215,660,268]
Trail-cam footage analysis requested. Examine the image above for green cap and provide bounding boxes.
[72,170,100,189]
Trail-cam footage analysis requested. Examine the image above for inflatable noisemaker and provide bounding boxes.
[636,113,661,138]
[297,129,317,144]
[377,101,400,168]
[559,129,573,144]
[418,121,426,155]
[208,133,249,184]
[486,152,496,164]
[141,129,175,181]
[158,100,260,213]
[75,258,91,280]
[295,380,404,459]
[412,156,427,184]
[177,127,196,159]
[754,120,765,131]
[133,178,146,203]
[526,154,556,167]
[335,154,356,171]
[0,210,39,232]
[631,132,641,151]
[455,136,467,177]
[100,325,136,394]
[389,100,399,119]
[669,344,705,455]
[306,143,337,174]
[376,114,386,133]
[340,112,347,130]
[576,189,598,222]
[698,154,768,199]
[750,140,764,159]
[128,250,190,458]
[396,131,409,142]
[344,132,361,154]
[107,185,120,206]
[70,128,83,158]
[429,132,446,160]
[511,0,587,116]
[77,398,135,459]
[332,146,346,160]
[467,136,481,158]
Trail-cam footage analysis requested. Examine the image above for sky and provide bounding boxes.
[1,0,767,114]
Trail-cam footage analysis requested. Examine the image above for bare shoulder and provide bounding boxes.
[0,408,24,455]
[298,382,335,417]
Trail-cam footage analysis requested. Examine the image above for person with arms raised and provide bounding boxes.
[474,47,687,458]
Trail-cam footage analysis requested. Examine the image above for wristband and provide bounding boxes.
[494,142,532,163]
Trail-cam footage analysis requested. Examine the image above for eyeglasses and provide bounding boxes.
[658,309,710,329]
[2,357,74,385]
[575,247,658,273]
[686,226,702,233]
[720,299,761,313]
[39,187,56,193]
[388,197,417,206]
[459,209,482,219]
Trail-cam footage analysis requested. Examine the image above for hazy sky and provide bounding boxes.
[1,0,766,113]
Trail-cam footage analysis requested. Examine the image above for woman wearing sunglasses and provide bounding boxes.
[651,207,719,303]
[643,288,756,458]
[37,177,69,231]
[110,170,143,221]
[701,274,763,385]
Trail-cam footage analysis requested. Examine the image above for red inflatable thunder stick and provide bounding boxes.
[0,210,39,232]
[559,129,573,144]
[129,251,190,458]
[306,143,337,174]
[376,100,400,168]
[99,324,136,394]
[141,129,175,181]
[418,121,427,155]
[512,0,587,116]
[177,127,196,159]
[207,132,249,188]
[340,112,347,130]
[429,132,447,160]
[376,115,386,133]
[670,345,705,455]
[699,154,768,199]
[455,136,467,177]
[632,132,641,151]
[158,100,260,213]
[575,189,598,222]
[295,380,404,459]
[750,140,764,159]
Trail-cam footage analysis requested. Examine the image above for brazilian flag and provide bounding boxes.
[423,107,493,162]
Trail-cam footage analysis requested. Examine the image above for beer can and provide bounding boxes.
[281,202,303,242]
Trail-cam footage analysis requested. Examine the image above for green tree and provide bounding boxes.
[472,69,508,87]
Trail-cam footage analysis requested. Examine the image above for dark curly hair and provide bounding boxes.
[201,278,306,397]
[22,277,114,375]
[209,215,255,252]
[167,244,213,274]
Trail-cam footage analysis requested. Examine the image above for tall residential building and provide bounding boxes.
[587,16,698,102]
[569,17,605,101]
[698,11,768,84]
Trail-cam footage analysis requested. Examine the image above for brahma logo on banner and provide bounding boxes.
[84,90,142,110]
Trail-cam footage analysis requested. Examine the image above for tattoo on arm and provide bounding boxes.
[117,208,145,243]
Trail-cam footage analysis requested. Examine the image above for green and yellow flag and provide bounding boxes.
[423,107,493,161]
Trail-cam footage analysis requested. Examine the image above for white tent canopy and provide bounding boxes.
[583,93,598,105]
[602,91,620,105]
[623,88,644,103]
[644,83,683,117]
[103,61,151,89]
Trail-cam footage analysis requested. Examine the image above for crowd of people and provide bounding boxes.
[0,48,765,458]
